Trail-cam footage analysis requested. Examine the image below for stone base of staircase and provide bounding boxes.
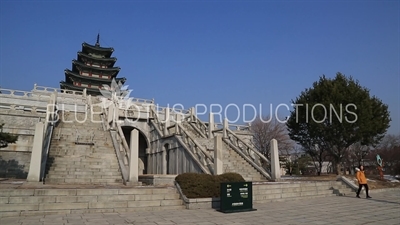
[139,174,178,186]
[253,180,354,203]
[0,182,184,218]
[184,180,354,209]
[0,179,355,217]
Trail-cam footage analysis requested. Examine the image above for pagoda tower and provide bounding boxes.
[60,34,126,96]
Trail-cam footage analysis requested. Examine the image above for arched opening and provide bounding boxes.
[164,143,170,174]
[121,126,148,174]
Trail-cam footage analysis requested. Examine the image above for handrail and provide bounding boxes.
[33,84,84,96]
[40,120,54,181]
[150,107,166,135]
[226,128,270,164]
[110,130,129,184]
[184,114,208,138]
[176,123,213,174]
[150,120,165,139]
[224,128,271,179]
[100,104,129,184]
[150,107,213,174]
[0,88,50,101]
[214,122,250,131]
[116,123,131,159]
[39,95,57,182]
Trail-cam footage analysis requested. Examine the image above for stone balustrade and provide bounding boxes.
[33,84,84,97]
[213,122,250,131]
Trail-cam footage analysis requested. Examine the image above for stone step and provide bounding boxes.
[46,166,120,171]
[48,155,118,160]
[48,163,119,168]
[47,163,120,168]
[46,168,121,172]
[221,143,268,180]
[47,171,122,176]
[51,134,110,140]
[0,187,180,197]
[46,174,122,179]
[49,148,114,153]
[0,187,183,216]
[44,178,123,184]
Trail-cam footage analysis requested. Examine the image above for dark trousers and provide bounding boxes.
[356,184,369,197]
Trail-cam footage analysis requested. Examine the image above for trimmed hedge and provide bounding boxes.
[175,172,245,198]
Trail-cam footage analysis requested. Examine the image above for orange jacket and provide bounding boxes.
[356,170,367,184]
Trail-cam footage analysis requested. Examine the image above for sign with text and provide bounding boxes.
[220,181,256,213]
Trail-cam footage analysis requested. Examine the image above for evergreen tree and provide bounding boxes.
[287,72,391,174]
[0,123,18,148]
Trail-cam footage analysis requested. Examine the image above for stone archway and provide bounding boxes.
[163,143,170,174]
[121,126,148,175]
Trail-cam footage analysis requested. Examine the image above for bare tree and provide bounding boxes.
[348,142,371,166]
[250,115,294,159]
[302,143,330,176]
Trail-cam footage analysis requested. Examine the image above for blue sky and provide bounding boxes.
[0,0,399,135]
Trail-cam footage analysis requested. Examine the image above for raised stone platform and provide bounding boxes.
[139,174,177,186]
[0,179,184,217]
[176,180,354,210]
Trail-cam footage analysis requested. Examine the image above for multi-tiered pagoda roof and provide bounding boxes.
[60,35,126,95]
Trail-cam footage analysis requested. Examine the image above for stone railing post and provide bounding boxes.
[107,103,115,129]
[214,134,223,175]
[223,118,228,138]
[27,122,44,182]
[208,113,214,139]
[128,129,139,184]
[163,107,170,136]
[191,107,197,122]
[175,113,182,135]
[162,148,167,175]
[270,139,281,181]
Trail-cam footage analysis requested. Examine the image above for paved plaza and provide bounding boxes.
[1,190,399,225]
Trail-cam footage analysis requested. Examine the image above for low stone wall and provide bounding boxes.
[185,197,220,209]
[177,181,352,210]
[0,111,42,179]
[174,181,221,210]
[0,151,31,179]
[139,174,177,186]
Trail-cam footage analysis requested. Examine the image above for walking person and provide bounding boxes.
[356,165,372,198]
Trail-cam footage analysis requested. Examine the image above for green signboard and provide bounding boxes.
[220,181,256,213]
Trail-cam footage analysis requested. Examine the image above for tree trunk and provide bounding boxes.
[336,162,342,175]
[318,162,322,176]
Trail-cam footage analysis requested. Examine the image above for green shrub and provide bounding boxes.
[175,172,245,198]
[217,172,246,183]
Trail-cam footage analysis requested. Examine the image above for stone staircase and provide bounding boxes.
[330,180,355,196]
[0,186,184,217]
[44,111,123,185]
[223,144,267,181]
[182,121,267,181]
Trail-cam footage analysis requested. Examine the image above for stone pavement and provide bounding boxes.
[1,190,399,225]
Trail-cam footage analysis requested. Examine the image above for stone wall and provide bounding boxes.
[0,110,45,179]
[0,151,30,179]
[147,127,203,175]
